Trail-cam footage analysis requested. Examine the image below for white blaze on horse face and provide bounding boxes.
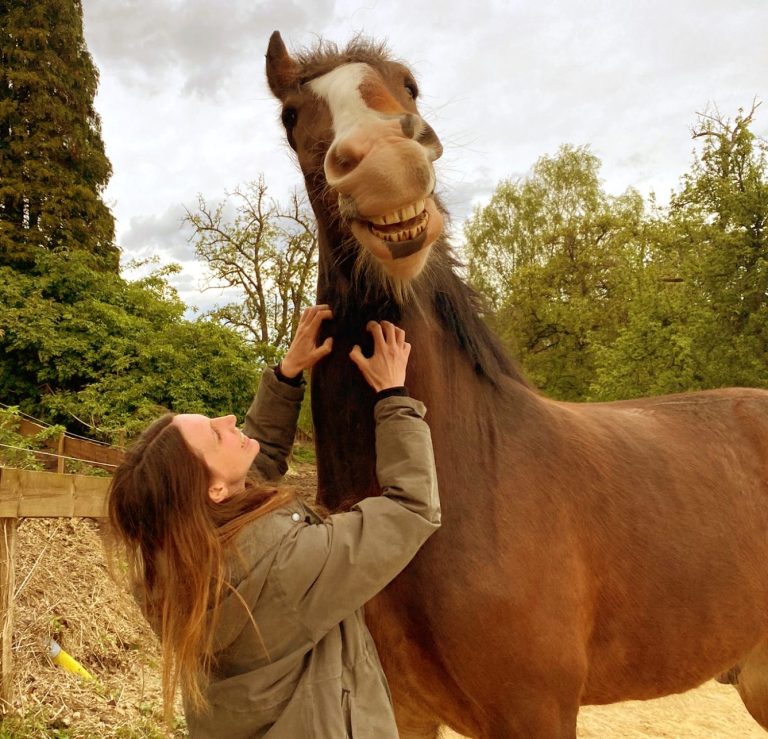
[309,61,445,283]
[309,63,438,197]
[309,63,375,141]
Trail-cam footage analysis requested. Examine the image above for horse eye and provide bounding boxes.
[404,81,418,100]
[281,106,298,130]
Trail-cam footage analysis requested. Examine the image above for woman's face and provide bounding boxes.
[173,414,260,501]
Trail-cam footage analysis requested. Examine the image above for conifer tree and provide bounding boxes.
[0,0,118,270]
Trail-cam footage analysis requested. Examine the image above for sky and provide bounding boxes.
[80,0,768,314]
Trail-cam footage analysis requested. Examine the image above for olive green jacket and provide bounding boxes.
[185,368,440,738]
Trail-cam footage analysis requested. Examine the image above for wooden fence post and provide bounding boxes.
[0,515,17,710]
[56,433,65,474]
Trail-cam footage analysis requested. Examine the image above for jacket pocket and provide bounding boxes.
[342,689,353,738]
[349,693,378,739]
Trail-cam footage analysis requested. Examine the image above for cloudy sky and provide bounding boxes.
[80,0,767,312]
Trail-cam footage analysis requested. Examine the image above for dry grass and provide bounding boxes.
[3,517,184,738]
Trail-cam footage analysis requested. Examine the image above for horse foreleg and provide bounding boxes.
[734,640,768,730]
[477,696,579,739]
[395,716,441,739]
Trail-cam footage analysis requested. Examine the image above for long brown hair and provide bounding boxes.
[107,414,292,717]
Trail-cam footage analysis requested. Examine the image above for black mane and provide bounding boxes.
[324,233,530,390]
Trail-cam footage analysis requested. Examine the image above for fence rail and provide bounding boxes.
[17,419,124,472]
[0,468,110,519]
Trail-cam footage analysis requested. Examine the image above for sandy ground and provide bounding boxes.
[441,680,765,737]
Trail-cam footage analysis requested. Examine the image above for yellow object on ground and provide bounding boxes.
[49,639,94,680]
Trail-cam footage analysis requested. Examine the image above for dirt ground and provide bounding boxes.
[442,681,765,737]
[6,460,767,737]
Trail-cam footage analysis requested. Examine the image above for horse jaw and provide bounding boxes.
[348,197,444,281]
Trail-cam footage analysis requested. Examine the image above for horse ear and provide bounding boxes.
[266,31,299,100]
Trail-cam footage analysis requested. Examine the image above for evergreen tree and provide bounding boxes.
[0,0,118,270]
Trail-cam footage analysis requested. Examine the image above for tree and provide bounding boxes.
[0,250,261,439]
[185,178,318,363]
[465,145,644,400]
[0,0,117,271]
[593,103,768,396]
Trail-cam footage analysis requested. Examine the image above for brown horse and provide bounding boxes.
[265,32,768,738]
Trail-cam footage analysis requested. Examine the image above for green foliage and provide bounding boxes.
[466,145,645,400]
[0,251,261,440]
[291,443,316,465]
[466,106,768,401]
[0,0,118,271]
[593,104,768,397]
[0,406,64,469]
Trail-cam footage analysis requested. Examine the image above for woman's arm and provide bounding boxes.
[269,393,439,641]
[266,321,440,639]
[243,305,333,481]
[242,368,305,481]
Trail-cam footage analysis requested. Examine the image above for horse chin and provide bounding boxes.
[350,198,444,281]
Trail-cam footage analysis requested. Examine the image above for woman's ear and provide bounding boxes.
[208,482,229,503]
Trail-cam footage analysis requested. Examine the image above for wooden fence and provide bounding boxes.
[16,418,124,473]
[0,413,122,710]
[0,467,111,709]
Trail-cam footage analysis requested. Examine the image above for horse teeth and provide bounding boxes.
[367,199,428,229]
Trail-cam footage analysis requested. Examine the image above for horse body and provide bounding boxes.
[266,32,768,737]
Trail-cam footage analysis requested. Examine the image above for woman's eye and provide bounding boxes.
[281,106,298,129]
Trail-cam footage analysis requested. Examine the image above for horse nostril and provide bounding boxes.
[328,140,365,178]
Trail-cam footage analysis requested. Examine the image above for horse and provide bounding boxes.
[265,31,768,738]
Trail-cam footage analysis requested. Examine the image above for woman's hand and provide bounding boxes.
[280,305,334,378]
[350,321,411,392]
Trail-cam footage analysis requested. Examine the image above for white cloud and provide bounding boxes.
[83,0,768,312]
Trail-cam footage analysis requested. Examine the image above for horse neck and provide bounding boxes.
[311,237,539,512]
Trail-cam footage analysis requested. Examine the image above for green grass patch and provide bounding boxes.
[291,443,315,465]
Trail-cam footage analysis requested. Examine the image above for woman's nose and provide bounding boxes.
[212,415,237,429]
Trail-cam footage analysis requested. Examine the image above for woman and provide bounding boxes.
[108,305,440,738]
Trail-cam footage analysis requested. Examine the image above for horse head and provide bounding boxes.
[266,31,445,284]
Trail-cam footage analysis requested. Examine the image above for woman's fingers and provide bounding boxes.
[366,320,386,349]
[315,336,333,358]
[349,344,365,370]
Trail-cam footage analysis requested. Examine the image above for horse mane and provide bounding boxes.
[425,241,532,390]
[293,35,395,84]
[326,228,530,390]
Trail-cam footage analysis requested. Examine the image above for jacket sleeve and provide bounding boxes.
[243,367,305,481]
[268,395,441,641]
